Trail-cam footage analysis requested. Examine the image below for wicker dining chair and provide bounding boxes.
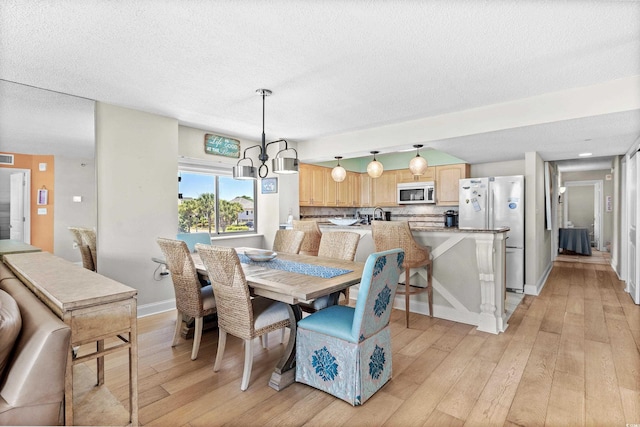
[371,221,432,328]
[68,227,95,271]
[272,229,305,254]
[78,227,98,271]
[156,237,216,360]
[195,244,291,391]
[298,231,360,312]
[292,220,322,256]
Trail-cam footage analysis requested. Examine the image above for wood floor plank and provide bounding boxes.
[584,339,626,426]
[540,295,567,334]
[435,356,496,421]
[584,298,609,343]
[382,335,487,426]
[605,317,640,391]
[506,331,559,427]
[73,252,640,427]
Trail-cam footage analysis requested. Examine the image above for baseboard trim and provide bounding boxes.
[138,298,176,318]
[524,261,553,296]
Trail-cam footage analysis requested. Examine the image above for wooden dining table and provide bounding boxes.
[190,247,365,390]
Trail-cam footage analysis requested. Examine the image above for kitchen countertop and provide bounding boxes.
[318,222,509,233]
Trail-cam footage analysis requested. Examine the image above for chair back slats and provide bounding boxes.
[317,231,360,261]
[292,220,322,256]
[371,221,429,267]
[272,229,305,254]
[156,238,204,317]
[195,245,254,340]
[68,226,96,271]
[351,249,404,340]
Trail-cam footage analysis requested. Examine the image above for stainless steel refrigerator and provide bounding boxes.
[459,175,525,292]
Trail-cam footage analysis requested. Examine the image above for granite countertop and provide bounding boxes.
[318,222,509,233]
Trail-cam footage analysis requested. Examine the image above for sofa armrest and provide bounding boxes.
[0,277,70,421]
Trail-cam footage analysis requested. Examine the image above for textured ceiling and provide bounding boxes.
[1,1,639,168]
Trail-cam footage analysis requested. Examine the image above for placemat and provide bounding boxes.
[238,254,352,279]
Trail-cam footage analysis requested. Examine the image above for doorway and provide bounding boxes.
[562,180,603,251]
[0,168,31,243]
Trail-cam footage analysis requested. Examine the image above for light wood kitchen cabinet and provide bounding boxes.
[336,171,360,206]
[360,173,372,207]
[396,167,436,183]
[299,163,326,206]
[370,170,397,206]
[435,163,470,206]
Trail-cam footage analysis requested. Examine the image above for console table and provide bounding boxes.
[3,252,138,426]
[0,240,41,258]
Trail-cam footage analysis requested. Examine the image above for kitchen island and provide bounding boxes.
[318,223,510,334]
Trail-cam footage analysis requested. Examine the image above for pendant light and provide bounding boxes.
[367,151,384,178]
[233,89,299,180]
[331,156,347,182]
[408,144,428,177]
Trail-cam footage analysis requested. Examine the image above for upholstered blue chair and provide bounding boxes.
[176,232,211,252]
[295,248,404,405]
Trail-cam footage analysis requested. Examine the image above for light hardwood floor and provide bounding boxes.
[83,259,640,426]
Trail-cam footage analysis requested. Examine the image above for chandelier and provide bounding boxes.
[233,89,299,179]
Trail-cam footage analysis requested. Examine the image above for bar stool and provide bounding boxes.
[371,221,432,327]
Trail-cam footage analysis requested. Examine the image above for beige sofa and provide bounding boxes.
[0,262,71,426]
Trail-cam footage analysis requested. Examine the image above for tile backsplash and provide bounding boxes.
[300,205,456,228]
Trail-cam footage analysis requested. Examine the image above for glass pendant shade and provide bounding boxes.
[331,156,346,182]
[367,151,384,178]
[409,155,428,176]
[408,144,428,176]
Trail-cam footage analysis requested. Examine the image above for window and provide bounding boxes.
[178,161,256,235]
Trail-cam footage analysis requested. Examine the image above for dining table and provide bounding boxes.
[189,247,365,391]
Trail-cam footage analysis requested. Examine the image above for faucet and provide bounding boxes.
[373,206,385,221]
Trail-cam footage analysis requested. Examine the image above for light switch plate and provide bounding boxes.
[73,196,82,202]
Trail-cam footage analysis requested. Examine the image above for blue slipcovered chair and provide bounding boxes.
[176,232,211,253]
[295,248,404,405]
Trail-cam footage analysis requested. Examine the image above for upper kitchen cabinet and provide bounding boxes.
[299,163,326,206]
[370,170,397,207]
[435,163,470,206]
[336,171,360,206]
[396,167,436,183]
[360,173,372,207]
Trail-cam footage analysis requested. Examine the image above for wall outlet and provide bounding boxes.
[160,265,169,276]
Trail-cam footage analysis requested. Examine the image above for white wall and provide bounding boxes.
[470,160,525,178]
[524,152,552,295]
[53,156,96,263]
[96,103,178,313]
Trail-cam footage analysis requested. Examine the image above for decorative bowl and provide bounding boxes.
[244,250,277,262]
[329,218,359,226]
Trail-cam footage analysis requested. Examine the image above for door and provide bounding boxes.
[628,152,638,304]
[10,172,25,241]
[563,180,603,251]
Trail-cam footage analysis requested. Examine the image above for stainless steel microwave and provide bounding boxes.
[397,181,436,204]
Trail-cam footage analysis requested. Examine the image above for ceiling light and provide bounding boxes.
[408,144,428,176]
[578,152,593,157]
[233,89,299,180]
[367,151,384,178]
[331,156,346,182]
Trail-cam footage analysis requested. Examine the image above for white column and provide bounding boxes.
[475,233,508,333]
